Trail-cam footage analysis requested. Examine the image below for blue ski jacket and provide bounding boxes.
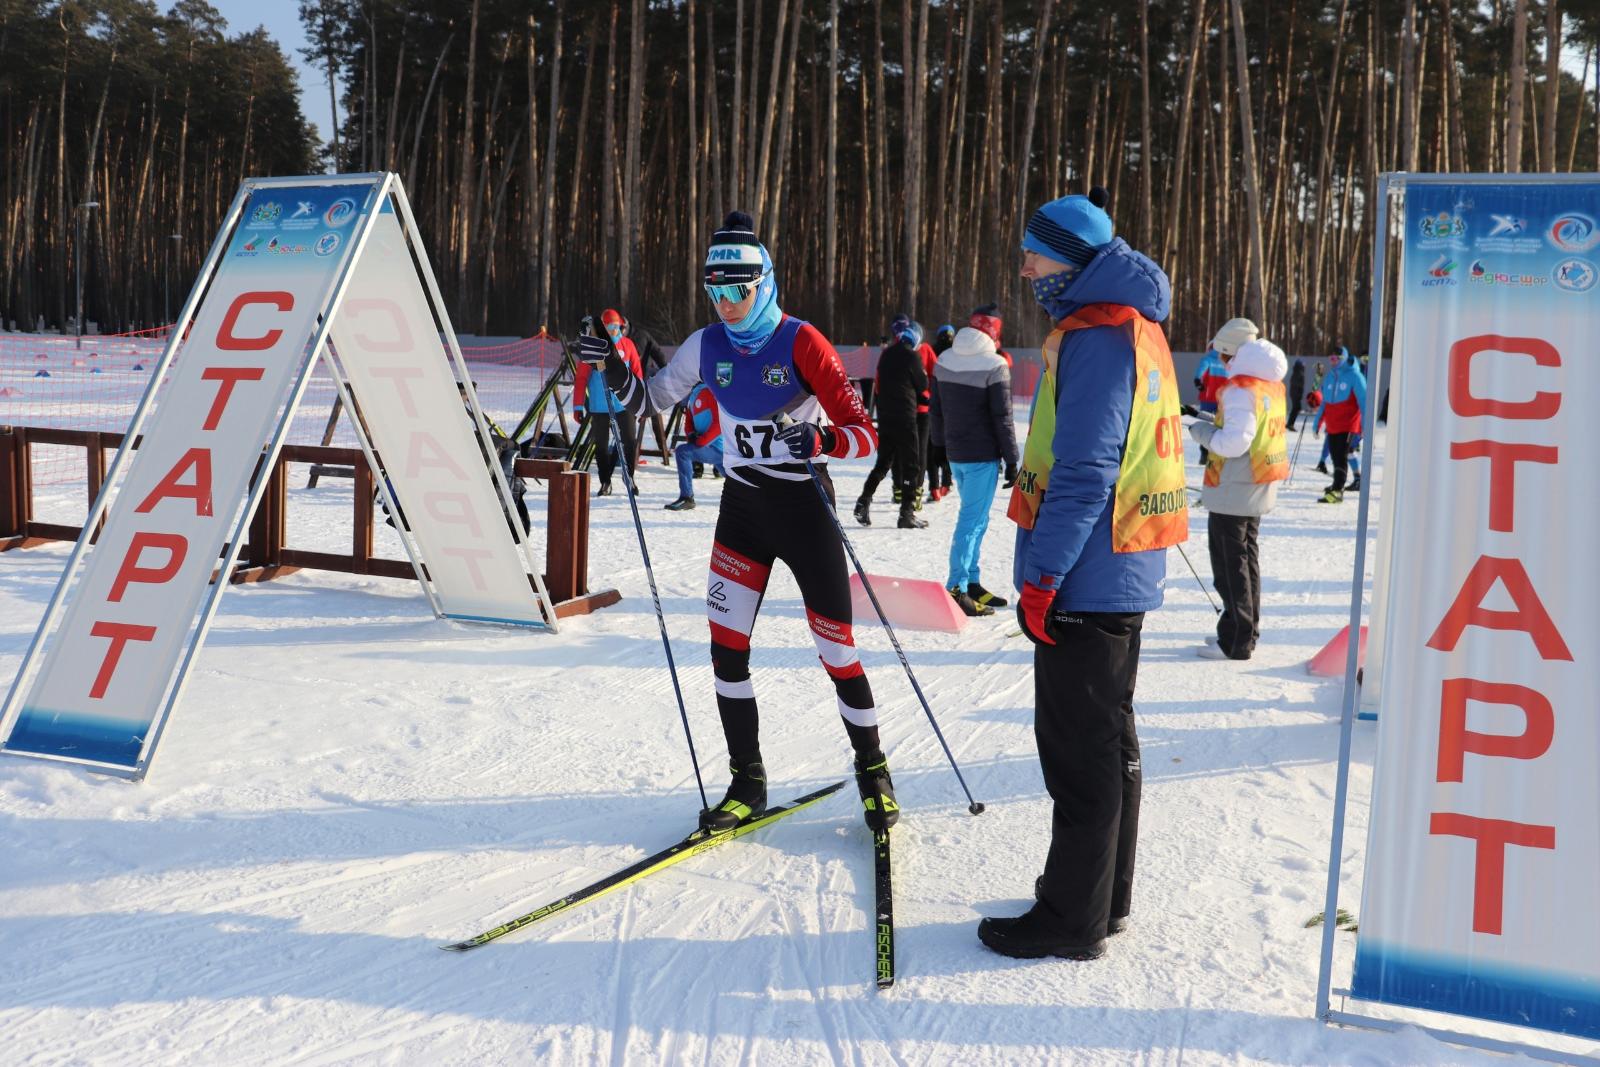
[1014,238,1173,614]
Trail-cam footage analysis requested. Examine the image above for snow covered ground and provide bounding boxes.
[0,419,1582,1065]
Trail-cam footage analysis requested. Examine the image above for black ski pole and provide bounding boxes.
[608,414,709,810]
[1175,541,1222,615]
[802,458,985,816]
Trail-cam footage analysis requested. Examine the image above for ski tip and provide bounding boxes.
[876,977,895,990]
[440,942,477,953]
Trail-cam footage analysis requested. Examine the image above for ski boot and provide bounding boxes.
[1347,475,1361,492]
[949,587,995,617]
[664,496,696,511]
[967,582,1008,609]
[853,497,872,526]
[699,757,767,833]
[1030,875,1128,933]
[597,481,613,497]
[1314,462,1329,475]
[1319,487,1344,504]
[897,501,928,529]
[855,751,900,831]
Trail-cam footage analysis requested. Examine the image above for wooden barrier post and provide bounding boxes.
[0,425,619,618]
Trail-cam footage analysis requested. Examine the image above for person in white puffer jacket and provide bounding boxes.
[1186,336,1290,661]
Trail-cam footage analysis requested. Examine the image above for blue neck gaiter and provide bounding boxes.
[1031,269,1080,323]
[723,251,783,352]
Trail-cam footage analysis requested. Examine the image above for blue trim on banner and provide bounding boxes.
[444,612,549,629]
[1353,942,1600,1040]
[5,707,143,767]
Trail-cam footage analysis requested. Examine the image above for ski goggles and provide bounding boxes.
[703,272,766,305]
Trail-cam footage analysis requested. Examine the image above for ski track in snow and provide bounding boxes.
[0,419,1580,1065]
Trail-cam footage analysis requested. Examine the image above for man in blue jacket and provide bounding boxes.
[982,187,1188,963]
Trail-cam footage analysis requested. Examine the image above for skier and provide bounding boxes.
[1186,337,1289,661]
[986,187,1186,962]
[929,322,1019,617]
[644,210,898,834]
[572,311,645,496]
[854,315,929,529]
[1315,346,1366,502]
[925,324,956,502]
[664,380,725,511]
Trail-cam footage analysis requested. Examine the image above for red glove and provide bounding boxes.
[1016,581,1057,647]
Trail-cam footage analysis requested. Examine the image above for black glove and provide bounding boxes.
[774,421,837,461]
[1180,404,1199,417]
[1002,460,1019,488]
[575,334,610,367]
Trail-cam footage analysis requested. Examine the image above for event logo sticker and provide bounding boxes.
[1468,259,1547,287]
[246,200,283,230]
[1418,210,1468,249]
[314,232,342,257]
[1547,213,1600,253]
[324,197,358,227]
[1552,257,1598,293]
[1475,213,1541,254]
[1422,255,1458,287]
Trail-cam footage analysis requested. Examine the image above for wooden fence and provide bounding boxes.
[0,425,617,620]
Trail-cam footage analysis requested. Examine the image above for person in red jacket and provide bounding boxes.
[573,310,645,495]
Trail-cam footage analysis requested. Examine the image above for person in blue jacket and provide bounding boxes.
[664,381,725,511]
[1313,346,1367,499]
[979,187,1186,964]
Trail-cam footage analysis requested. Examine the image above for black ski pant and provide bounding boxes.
[707,469,881,766]
[1034,610,1144,945]
[859,417,919,503]
[593,410,638,490]
[1286,397,1303,431]
[914,412,931,494]
[1207,512,1261,659]
[1327,431,1352,491]
[927,441,952,492]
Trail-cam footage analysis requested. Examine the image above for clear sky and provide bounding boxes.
[207,0,337,163]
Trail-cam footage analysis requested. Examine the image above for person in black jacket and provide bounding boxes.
[855,317,928,529]
[1286,358,1306,431]
[925,324,957,502]
[930,325,1019,615]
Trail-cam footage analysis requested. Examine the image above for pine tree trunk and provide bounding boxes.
[1014,0,1055,239]
[1542,0,1559,172]
[686,0,700,322]
[1507,0,1528,171]
[1137,0,1153,252]
[825,0,839,335]
[1229,0,1268,328]
[620,0,645,306]
[1162,0,1206,268]
[537,2,563,327]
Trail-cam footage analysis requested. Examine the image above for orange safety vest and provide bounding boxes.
[1203,377,1289,487]
[1008,303,1188,554]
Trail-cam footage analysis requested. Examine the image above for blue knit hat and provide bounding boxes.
[1022,187,1115,267]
